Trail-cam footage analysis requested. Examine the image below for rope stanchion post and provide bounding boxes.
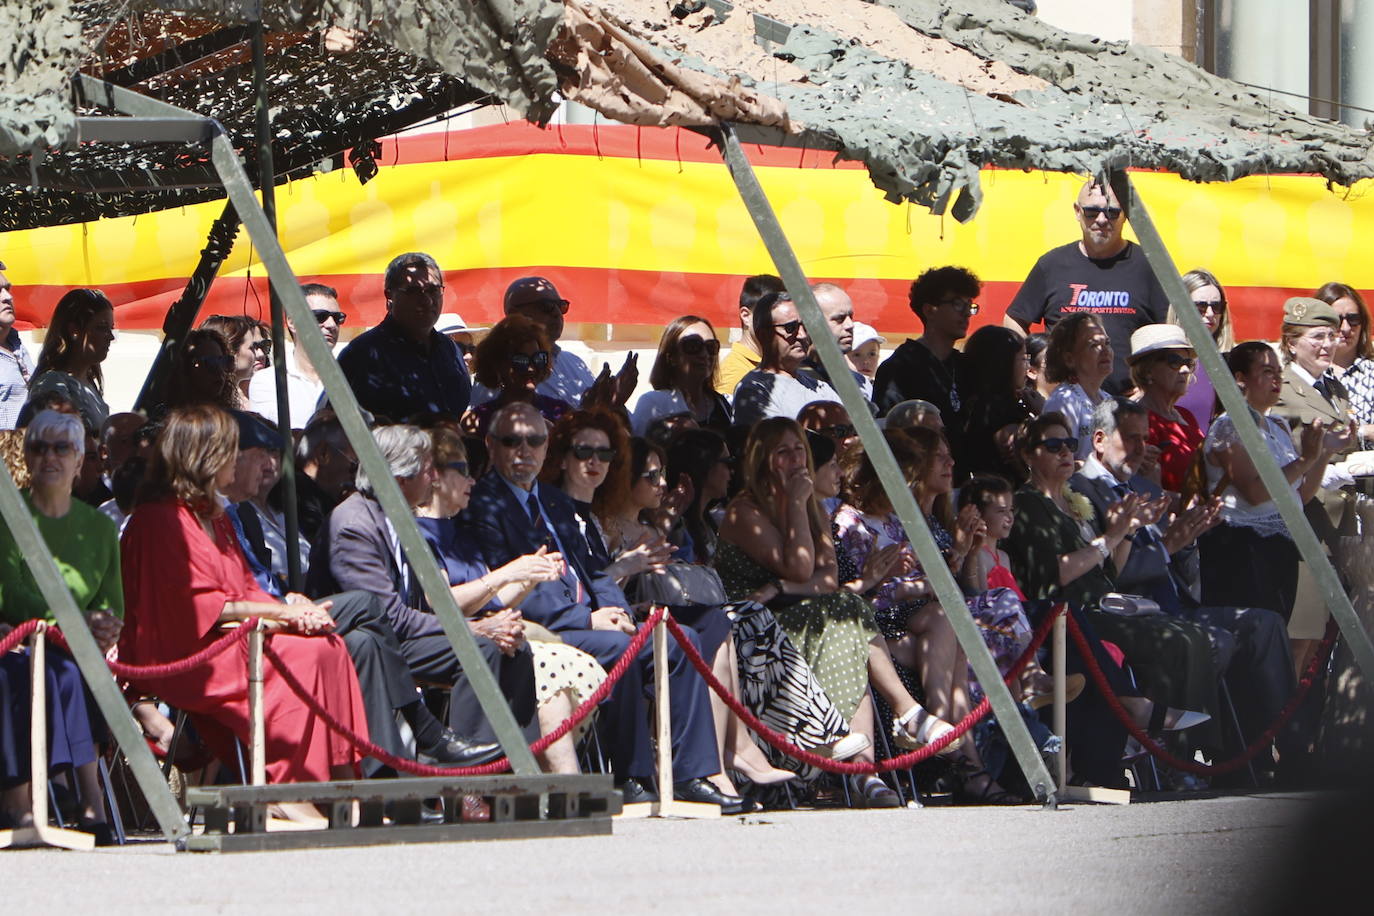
[0,623,95,851]
[1052,611,1129,805]
[639,609,718,820]
[248,623,267,787]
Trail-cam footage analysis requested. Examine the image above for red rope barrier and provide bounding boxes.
[47,621,257,681]
[1065,611,1339,777]
[0,619,42,656]
[261,607,668,778]
[662,603,1067,775]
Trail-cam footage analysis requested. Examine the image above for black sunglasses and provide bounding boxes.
[25,440,78,457]
[250,339,272,355]
[441,460,469,477]
[1192,298,1225,314]
[678,335,720,357]
[1080,205,1123,221]
[494,433,548,449]
[774,319,804,339]
[569,444,616,462]
[510,351,551,373]
[1038,436,1079,454]
[312,309,347,325]
[1159,352,1196,370]
[815,423,856,440]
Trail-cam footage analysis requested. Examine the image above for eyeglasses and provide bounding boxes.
[1038,437,1079,454]
[441,461,470,477]
[1302,332,1338,345]
[25,440,77,457]
[678,335,721,357]
[312,309,347,325]
[569,444,616,462]
[1080,205,1123,221]
[935,297,979,316]
[638,469,666,484]
[510,351,551,374]
[1338,313,1364,328]
[1158,352,1196,370]
[190,355,234,372]
[814,423,856,440]
[1192,298,1225,314]
[774,320,805,339]
[493,433,548,449]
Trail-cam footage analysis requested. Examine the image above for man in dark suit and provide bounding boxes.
[1071,396,1297,781]
[463,401,745,812]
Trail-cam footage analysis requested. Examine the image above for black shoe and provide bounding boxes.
[618,777,659,805]
[673,777,749,815]
[850,774,901,809]
[417,727,504,767]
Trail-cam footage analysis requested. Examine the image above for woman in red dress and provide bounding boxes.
[119,405,366,805]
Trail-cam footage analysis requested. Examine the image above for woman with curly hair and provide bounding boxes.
[462,314,572,436]
[199,314,269,409]
[164,328,238,412]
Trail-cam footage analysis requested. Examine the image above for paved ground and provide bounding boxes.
[2,791,1330,914]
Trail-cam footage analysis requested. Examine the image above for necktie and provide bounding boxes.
[528,491,583,602]
[1314,375,1332,401]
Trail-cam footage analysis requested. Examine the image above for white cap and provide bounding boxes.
[852,322,886,350]
[434,312,488,336]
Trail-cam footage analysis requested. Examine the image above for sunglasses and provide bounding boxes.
[774,319,805,339]
[1158,352,1196,370]
[494,433,548,449]
[251,340,272,356]
[191,355,234,372]
[815,423,856,440]
[510,351,551,373]
[678,335,721,357]
[25,440,78,457]
[569,444,616,462]
[441,461,470,477]
[392,282,443,297]
[1192,298,1225,314]
[1038,436,1079,454]
[638,469,666,484]
[935,297,980,316]
[1338,313,1364,328]
[1080,205,1123,220]
[312,309,347,325]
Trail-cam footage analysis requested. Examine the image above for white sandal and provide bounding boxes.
[892,704,956,751]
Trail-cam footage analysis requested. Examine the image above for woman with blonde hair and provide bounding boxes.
[1169,269,1236,433]
[716,417,953,806]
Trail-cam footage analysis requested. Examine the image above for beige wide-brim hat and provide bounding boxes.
[1127,324,1194,363]
[434,312,488,336]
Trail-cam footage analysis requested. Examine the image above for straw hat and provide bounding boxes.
[1127,324,1193,363]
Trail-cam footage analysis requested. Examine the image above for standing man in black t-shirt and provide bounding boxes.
[1003,180,1168,394]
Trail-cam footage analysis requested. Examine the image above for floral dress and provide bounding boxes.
[831,505,1033,699]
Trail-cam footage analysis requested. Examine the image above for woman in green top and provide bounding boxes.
[0,409,121,842]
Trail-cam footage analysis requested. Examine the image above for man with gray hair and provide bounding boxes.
[337,252,470,421]
[799,282,874,412]
[1070,396,1298,783]
[308,423,538,766]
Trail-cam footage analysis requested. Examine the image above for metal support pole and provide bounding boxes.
[206,131,542,776]
[132,201,240,414]
[1110,170,1374,684]
[250,12,302,591]
[248,624,267,786]
[0,466,189,842]
[1053,615,1068,792]
[716,124,1057,805]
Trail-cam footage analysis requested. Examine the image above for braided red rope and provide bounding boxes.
[1065,611,1338,776]
[47,621,257,681]
[0,619,42,656]
[662,603,1066,775]
[261,607,668,777]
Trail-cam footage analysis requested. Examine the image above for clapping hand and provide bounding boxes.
[471,608,526,655]
[952,503,989,558]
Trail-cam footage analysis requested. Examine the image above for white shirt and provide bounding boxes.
[0,327,33,430]
[248,347,327,429]
[731,369,841,429]
[1204,408,1301,539]
[470,346,595,408]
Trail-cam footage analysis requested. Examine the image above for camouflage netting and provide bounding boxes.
[1,0,1372,230]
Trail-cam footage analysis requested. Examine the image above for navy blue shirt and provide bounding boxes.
[336,315,471,421]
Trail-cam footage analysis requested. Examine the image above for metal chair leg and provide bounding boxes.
[98,756,127,846]
[1219,679,1259,788]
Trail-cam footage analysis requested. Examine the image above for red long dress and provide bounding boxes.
[119,500,365,783]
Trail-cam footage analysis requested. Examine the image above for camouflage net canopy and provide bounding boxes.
[2,0,1373,231]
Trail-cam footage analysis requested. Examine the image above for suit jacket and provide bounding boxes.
[461,472,629,633]
[1273,365,1357,541]
[305,491,444,642]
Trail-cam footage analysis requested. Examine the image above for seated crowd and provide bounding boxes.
[1,206,1368,835]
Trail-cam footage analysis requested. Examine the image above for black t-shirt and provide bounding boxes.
[873,339,967,458]
[1005,241,1167,394]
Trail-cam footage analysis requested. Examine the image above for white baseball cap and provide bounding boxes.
[852,322,887,350]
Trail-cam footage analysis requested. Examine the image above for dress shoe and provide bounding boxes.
[618,777,659,805]
[417,727,504,767]
[1162,708,1211,732]
[673,777,749,814]
[849,774,901,809]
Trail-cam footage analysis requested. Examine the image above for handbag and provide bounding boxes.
[626,563,727,607]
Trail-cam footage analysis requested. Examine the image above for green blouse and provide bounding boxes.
[1003,485,1116,611]
[0,491,123,625]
